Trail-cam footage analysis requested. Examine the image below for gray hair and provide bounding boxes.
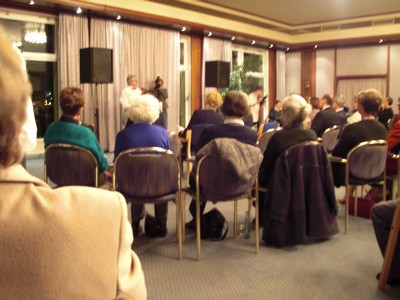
[126,74,137,85]
[281,94,312,128]
[126,94,160,123]
[333,94,345,108]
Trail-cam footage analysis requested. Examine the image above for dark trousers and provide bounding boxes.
[372,200,400,278]
[131,203,168,225]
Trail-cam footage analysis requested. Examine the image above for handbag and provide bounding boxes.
[200,208,229,241]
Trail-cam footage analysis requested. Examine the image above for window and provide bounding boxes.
[0,10,57,138]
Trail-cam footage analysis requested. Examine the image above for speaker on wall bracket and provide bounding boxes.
[205,61,230,88]
[80,47,113,84]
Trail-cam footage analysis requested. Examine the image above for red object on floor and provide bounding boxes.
[347,196,375,219]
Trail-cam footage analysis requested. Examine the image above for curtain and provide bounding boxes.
[59,13,180,151]
[337,78,387,108]
[202,37,232,106]
[276,50,286,101]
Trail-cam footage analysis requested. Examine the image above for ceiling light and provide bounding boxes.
[181,26,186,32]
[29,0,34,5]
[76,7,82,14]
[231,36,235,41]
[251,40,255,45]
[269,44,274,49]
[378,39,383,44]
[286,47,290,52]
[313,45,318,49]
[116,15,121,20]
[208,32,212,37]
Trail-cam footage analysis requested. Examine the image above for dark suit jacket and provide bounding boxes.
[311,107,342,137]
[179,109,220,138]
[196,123,258,152]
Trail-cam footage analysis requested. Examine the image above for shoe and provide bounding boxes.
[132,221,142,237]
[158,223,168,237]
[376,272,400,286]
[185,219,196,230]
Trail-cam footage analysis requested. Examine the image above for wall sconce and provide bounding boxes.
[304,80,311,90]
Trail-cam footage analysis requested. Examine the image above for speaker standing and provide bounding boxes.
[119,74,143,126]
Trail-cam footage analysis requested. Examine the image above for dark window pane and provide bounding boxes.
[27,61,57,138]
[244,53,263,72]
[232,51,238,66]
[180,42,184,65]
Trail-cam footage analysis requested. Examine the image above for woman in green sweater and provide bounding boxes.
[44,87,109,180]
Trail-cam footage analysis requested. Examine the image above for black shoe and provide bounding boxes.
[185,219,196,230]
[158,224,168,237]
[376,272,400,286]
[132,221,142,237]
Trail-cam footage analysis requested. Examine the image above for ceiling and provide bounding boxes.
[203,0,400,27]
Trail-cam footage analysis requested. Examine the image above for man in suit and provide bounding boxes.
[311,94,342,137]
[0,26,147,299]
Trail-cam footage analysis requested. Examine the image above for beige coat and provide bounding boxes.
[0,165,147,299]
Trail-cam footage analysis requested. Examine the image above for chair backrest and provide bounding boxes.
[347,140,387,181]
[113,147,179,199]
[44,143,98,187]
[321,125,339,152]
[168,132,182,161]
[258,127,281,153]
[190,123,215,153]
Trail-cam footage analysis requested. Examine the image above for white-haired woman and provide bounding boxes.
[114,94,171,237]
[258,94,317,223]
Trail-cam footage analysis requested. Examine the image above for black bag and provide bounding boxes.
[200,208,229,241]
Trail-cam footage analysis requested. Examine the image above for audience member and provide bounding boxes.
[152,76,169,129]
[372,201,400,285]
[268,99,282,125]
[0,25,146,299]
[309,96,320,125]
[331,89,387,187]
[258,94,318,224]
[347,96,362,124]
[311,94,342,137]
[120,74,143,125]
[44,87,110,183]
[114,94,171,237]
[378,96,394,130]
[186,90,258,229]
[332,94,347,126]
[248,86,263,127]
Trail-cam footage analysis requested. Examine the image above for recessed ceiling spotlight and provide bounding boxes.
[231,36,235,41]
[269,44,274,49]
[313,45,318,49]
[181,26,186,32]
[251,40,255,45]
[286,47,290,52]
[76,7,82,14]
[378,39,384,44]
[208,32,212,37]
[116,15,121,20]
[29,0,34,5]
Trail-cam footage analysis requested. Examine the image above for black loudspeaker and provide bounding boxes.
[205,61,230,88]
[80,48,113,83]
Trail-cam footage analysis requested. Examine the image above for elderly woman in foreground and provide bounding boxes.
[0,26,146,299]
[114,94,171,238]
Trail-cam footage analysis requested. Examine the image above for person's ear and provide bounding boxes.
[77,106,83,116]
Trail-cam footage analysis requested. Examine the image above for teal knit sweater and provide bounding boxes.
[44,121,109,173]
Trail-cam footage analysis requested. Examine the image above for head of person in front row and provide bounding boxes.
[281,94,312,129]
[113,93,171,238]
[205,90,222,110]
[0,25,146,299]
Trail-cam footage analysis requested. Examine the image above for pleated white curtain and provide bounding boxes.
[337,78,387,108]
[276,50,286,101]
[58,13,180,151]
[202,37,232,106]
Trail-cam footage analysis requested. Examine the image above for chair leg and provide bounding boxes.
[181,192,186,243]
[255,191,260,254]
[345,185,351,234]
[196,197,201,260]
[354,186,358,218]
[176,192,182,260]
[234,200,237,238]
[378,203,400,290]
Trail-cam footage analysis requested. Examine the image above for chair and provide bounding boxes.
[262,141,339,247]
[330,140,387,234]
[181,138,263,260]
[320,125,340,153]
[378,200,400,290]
[112,147,182,259]
[386,154,400,200]
[44,143,99,187]
[257,121,279,140]
[169,131,182,163]
[258,127,281,153]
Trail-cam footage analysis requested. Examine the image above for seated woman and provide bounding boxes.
[258,94,317,224]
[44,87,110,184]
[332,89,387,187]
[114,94,171,237]
[179,90,222,157]
[186,90,258,229]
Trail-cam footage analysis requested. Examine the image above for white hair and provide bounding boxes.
[281,94,312,128]
[126,94,160,123]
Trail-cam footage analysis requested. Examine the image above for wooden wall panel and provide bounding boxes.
[301,50,316,99]
[191,33,203,112]
[268,49,276,110]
